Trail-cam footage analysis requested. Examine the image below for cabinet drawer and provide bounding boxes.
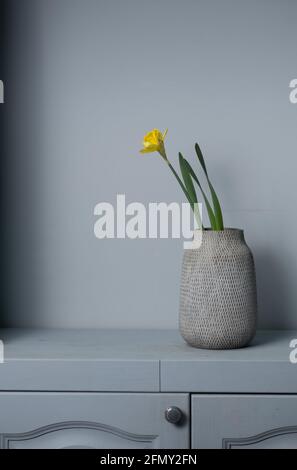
[192,394,297,449]
[0,393,189,449]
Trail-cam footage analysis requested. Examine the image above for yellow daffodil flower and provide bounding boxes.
[140,128,168,160]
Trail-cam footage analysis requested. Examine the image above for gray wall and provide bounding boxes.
[2,0,297,329]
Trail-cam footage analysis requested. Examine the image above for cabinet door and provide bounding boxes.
[0,393,189,449]
[192,395,297,449]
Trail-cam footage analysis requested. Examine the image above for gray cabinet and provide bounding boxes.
[0,393,189,449]
[0,329,297,449]
[192,395,297,449]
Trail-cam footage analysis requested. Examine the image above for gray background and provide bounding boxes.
[1,0,297,329]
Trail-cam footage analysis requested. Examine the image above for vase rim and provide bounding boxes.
[192,228,245,243]
[194,227,243,233]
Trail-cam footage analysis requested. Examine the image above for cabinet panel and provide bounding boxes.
[0,393,189,449]
[192,395,297,449]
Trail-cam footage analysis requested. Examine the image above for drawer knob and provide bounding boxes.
[165,406,183,424]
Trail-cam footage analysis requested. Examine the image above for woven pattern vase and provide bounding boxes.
[179,229,257,350]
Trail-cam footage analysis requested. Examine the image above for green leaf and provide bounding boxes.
[195,143,224,230]
[179,154,202,229]
[179,153,197,206]
[182,158,217,230]
[168,160,202,229]
[195,143,208,175]
[208,181,224,230]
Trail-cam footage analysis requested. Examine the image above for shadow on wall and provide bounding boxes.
[255,250,291,330]
[0,0,6,324]
[0,0,46,326]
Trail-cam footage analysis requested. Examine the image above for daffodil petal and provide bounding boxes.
[143,141,153,148]
[140,148,155,154]
[153,129,163,143]
[143,143,159,151]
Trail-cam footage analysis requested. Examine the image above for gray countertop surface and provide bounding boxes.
[0,328,294,360]
[0,329,295,393]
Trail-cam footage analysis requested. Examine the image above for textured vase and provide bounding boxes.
[179,229,257,350]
